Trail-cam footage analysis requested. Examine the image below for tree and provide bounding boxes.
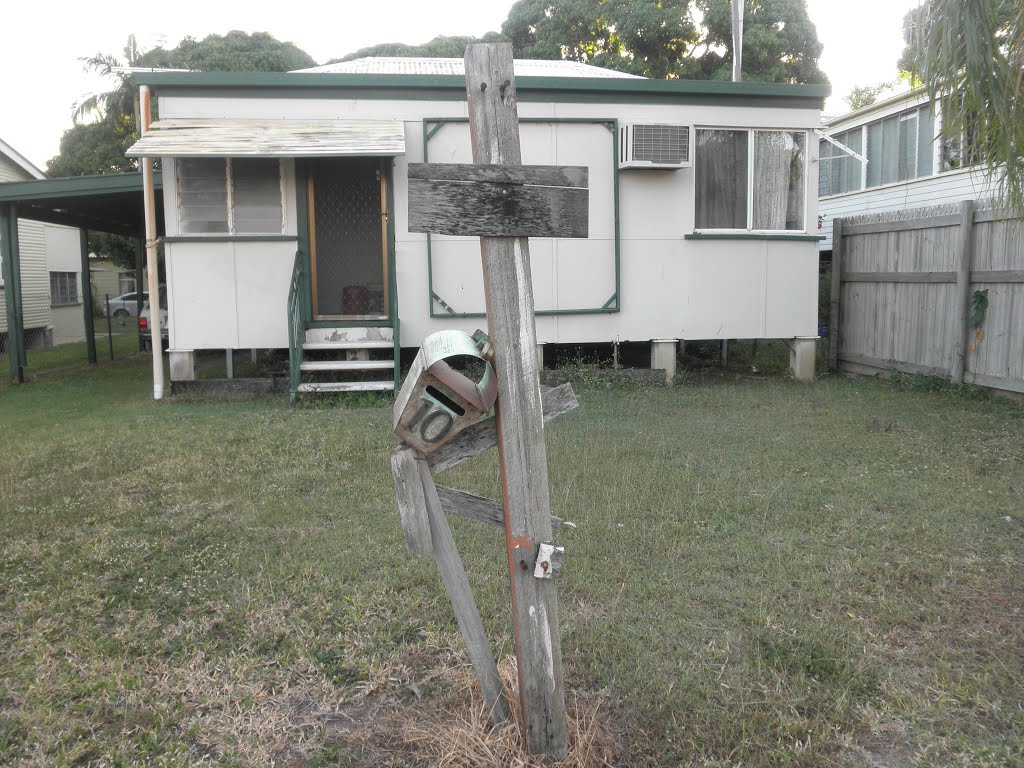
[502,0,697,79]
[332,33,507,63]
[497,0,826,82]
[902,0,1024,211]
[844,81,897,111]
[172,31,316,72]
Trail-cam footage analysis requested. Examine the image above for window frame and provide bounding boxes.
[693,126,810,235]
[175,157,285,236]
[50,271,79,307]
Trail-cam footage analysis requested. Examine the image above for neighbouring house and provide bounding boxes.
[126,58,830,397]
[817,86,997,254]
[90,257,141,308]
[0,138,89,349]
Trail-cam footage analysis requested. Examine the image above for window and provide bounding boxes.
[118,272,136,294]
[864,105,934,188]
[695,129,806,231]
[177,158,283,235]
[50,272,78,306]
[818,129,863,197]
[940,96,979,172]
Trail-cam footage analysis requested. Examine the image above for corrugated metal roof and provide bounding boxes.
[297,57,645,79]
[126,119,406,158]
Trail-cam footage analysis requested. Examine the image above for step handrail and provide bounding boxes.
[287,249,308,403]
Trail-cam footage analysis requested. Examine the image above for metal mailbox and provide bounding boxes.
[393,330,498,455]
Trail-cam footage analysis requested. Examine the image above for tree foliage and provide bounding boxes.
[334,0,826,84]
[902,0,1024,211]
[333,33,507,63]
[172,31,316,72]
[844,81,897,111]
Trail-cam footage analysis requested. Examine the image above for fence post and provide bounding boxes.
[829,218,843,371]
[80,228,96,364]
[950,200,976,383]
[135,238,145,352]
[0,203,22,382]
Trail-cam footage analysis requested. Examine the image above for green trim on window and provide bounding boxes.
[163,235,298,243]
[684,233,825,241]
[424,116,622,318]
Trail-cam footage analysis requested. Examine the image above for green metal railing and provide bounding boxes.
[287,250,309,403]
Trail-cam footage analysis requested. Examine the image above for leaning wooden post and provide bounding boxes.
[464,43,568,758]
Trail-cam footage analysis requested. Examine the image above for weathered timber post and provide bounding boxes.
[951,200,976,383]
[463,43,568,759]
[401,42,586,759]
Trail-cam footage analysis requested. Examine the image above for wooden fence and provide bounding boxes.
[830,200,1024,396]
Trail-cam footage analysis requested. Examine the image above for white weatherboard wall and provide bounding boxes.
[157,93,821,349]
[819,167,997,250]
[45,224,85,345]
[0,153,51,335]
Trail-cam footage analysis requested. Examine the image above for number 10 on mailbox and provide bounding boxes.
[393,330,498,455]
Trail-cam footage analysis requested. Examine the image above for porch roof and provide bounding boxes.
[126,119,407,158]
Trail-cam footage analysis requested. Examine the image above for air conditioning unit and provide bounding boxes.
[619,124,693,169]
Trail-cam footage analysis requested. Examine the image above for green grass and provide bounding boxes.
[3,327,141,384]
[1,359,1022,766]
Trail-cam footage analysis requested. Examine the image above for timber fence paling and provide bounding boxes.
[834,198,1024,396]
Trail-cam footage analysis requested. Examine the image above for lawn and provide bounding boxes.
[0,359,1021,766]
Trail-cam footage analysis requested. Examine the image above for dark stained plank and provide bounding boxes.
[408,177,588,238]
[464,42,568,759]
[427,383,579,475]
[408,162,588,188]
[435,485,562,536]
[418,460,509,727]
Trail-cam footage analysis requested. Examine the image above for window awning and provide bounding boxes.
[126,119,406,158]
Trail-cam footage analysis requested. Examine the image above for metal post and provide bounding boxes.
[226,349,233,379]
[106,294,113,360]
[80,228,96,364]
[0,204,23,382]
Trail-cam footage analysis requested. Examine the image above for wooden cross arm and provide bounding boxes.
[436,485,562,537]
[427,383,578,474]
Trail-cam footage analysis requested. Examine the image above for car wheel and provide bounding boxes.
[113,309,130,319]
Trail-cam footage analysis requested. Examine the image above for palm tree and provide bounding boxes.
[74,35,171,128]
[914,0,1024,211]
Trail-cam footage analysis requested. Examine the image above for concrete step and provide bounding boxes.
[299,360,395,372]
[305,326,394,345]
[303,341,393,351]
[297,381,395,393]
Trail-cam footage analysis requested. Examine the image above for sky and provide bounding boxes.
[2,0,923,172]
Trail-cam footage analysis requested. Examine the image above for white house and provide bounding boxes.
[0,138,85,351]
[127,58,830,397]
[817,87,997,252]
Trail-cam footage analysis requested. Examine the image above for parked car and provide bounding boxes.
[139,288,168,350]
[104,291,148,318]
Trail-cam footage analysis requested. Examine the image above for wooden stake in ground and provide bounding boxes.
[404,43,589,760]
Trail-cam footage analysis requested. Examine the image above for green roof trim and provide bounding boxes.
[134,71,829,107]
[0,171,161,202]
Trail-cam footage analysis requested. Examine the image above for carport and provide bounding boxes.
[0,172,163,382]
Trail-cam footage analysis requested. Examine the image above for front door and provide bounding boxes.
[308,158,388,320]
